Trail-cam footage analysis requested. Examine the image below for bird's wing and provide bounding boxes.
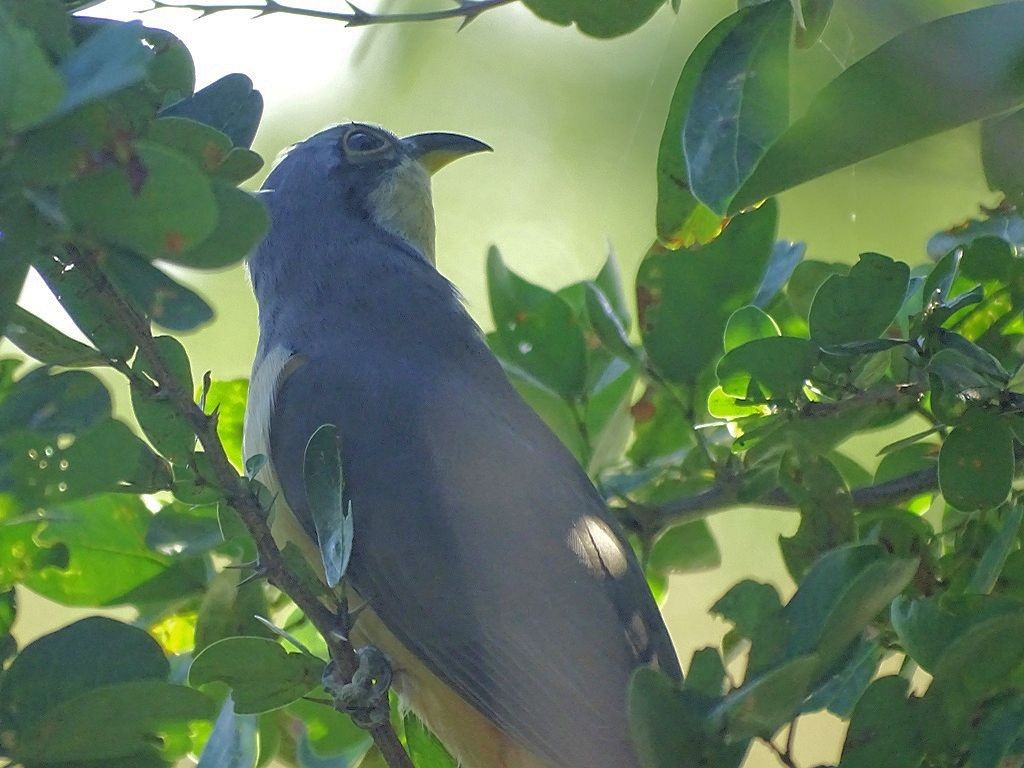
[268,341,679,768]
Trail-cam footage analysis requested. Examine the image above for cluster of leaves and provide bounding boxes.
[3,2,1024,768]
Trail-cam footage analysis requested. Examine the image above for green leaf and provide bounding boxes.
[971,694,1024,768]
[686,647,726,698]
[173,182,269,269]
[808,253,909,346]
[968,501,1024,595]
[130,335,196,463]
[683,0,792,215]
[8,0,73,58]
[190,637,324,714]
[794,0,832,48]
[802,637,880,718]
[194,569,274,654]
[711,654,818,741]
[647,519,721,575]
[53,20,153,119]
[103,250,214,332]
[939,411,1013,511]
[0,19,64,133]
[215,147,265,183]
[148,116,234,174]
[286,698,367,759]
[521,0,665,38]
[146,501,222,557]
[303,423,353,588]
[784,544,917,673]
[655,11,744,246]
[628,668,747,768]
[21,495,202,606]
[723,305,779,352]
[4,306,106,368]
[204,378,248,471]
[627,386,694,466]
[785,260,847,321]
[638,200,778,383]
[0,616,168,735]
[927,212,1024,259]
[983,108,1024,206]
[487,247,586,398]
[838,677,923,768]
[34,254,137,361]
[160,73,263,149]
[197,696,258,768]
[594,247,630,331]
[717,336,815,401]
[584,283,638,364]
[735,4,1024,209]
[62,141,219,259]
[0,367,111,435]
[404,713,457,768]
[12,679,213,763]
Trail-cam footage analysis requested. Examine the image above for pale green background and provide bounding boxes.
[14,0,1000,764]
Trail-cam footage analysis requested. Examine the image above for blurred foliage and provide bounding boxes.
[3,1,1024,767]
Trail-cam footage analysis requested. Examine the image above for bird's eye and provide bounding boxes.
[344,129,386,154]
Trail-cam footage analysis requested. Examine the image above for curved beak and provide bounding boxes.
[401,132,492,175]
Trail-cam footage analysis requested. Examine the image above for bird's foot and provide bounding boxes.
[322,646,393,729]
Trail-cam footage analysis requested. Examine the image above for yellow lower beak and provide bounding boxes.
[401,132,492,174]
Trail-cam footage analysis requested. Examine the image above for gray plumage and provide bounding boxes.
[248,125,681,768]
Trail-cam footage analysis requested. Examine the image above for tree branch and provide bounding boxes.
[148,0,516,28]
[73,250,413,768]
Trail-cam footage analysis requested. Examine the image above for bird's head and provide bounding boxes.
[260,122,490,264]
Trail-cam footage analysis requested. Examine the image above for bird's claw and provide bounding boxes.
[322,646,393,729]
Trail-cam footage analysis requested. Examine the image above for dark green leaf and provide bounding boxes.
[648,519,720,575]
[130,335,196,463]
[655,11,742,246]
[197,695,259,768]
[711,654,818,741]
[736,4,1024,209]
[626,386,695,466]
[173,182,269,269]
[971,694,1024,768]
[594,247,630,331]
[785,260,847,321]
[190,637,324,714]
[488,247,586,398]
[584,283,637,364]
[0,616,167,737]
[628,668,747,768]
[285,698,368,759]
[802,637,880,718]
[711,580,784,641]
[160,73,263,149]
[521,0,665,38]
[717,336,815,401]
[638,201,777,383]
[303,423,352,588]
[404,713,457,768]
[0,19,64,133]
[982,107,1024,206]
[939,411,1013,511]
[215,147,265,183]
[686,648,726,699]
[8,0,73,58]
[53,20,152,119]
[838,677,923,768]
[808,253,909,346]
[0,367,109,435]
[12,679,213,763]
[968,501,1023,595]
[4,306,107,367]
[34,254,137,361]
[927,212,1024,259]
[104,250,214,332]
[683,0,792,214]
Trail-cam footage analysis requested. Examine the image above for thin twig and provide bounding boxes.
[762,733,800,768]
[147,0,516,28]
[73,251,413,768]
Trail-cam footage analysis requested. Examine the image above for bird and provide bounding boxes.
[243,122,681,768]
